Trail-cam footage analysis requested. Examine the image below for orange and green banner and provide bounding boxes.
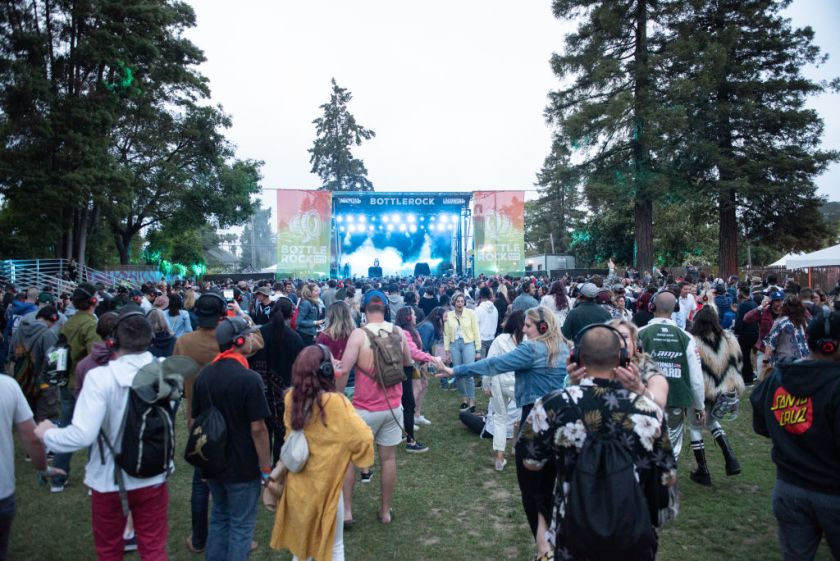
[275,190,332,278]
[472,191,525,276]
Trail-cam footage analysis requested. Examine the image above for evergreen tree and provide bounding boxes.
[546,0,672,274]
[239,203,275,271]
[529,144,585,254]
[309,79,376,191]
[664,0,837,276]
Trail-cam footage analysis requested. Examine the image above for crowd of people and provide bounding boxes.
[0,267,838,561]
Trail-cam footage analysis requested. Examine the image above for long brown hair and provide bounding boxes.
[290,346,336,431]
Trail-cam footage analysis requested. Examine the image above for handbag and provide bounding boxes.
[280,429,309,473]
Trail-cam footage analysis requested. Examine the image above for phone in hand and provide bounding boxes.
[223,289,234,302]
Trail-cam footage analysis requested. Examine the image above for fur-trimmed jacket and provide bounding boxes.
[693,330,745,401]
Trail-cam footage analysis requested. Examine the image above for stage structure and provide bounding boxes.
[274,190,524,278]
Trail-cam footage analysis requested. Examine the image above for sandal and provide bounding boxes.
[533,551,554,561]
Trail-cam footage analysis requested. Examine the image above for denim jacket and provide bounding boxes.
[453,339,569,407]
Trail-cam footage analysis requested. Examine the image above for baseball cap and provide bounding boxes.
[215,316,258,348]
[579,283,599,299]
[769,290,785,302]
[194,292,227,328]
[37,292,55,304]
[362,290,387,308]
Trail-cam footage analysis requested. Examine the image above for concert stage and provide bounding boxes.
[273,190,524,278]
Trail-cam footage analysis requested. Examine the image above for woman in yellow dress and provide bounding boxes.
[270,345,374,561]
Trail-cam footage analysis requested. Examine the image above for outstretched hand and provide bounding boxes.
[434,364,454,378]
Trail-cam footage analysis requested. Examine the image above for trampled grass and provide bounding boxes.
[9,382,835,560]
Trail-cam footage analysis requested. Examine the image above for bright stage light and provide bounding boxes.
[407,214,416,223]
[447,224,455,231]
[409,224,417,233]
[439,215,447,223]
[368,225,374,232]
[340,226,346,232]
[399,223,407,232]
[436,224,445,232]
[429,216,435,222]
[419,216,425,222]
[382,215,390,223]
[449,214,458,223]
[336,216,344,223]
[387,224,394,232]
[346,215,354,223]
[358,215,366,223]
[391,213,401,224]
[348,223,356,233]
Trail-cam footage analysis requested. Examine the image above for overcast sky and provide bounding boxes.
[185,0,840,225]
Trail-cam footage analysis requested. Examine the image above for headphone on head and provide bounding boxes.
[75,286,98,307]
[317,344,335,379]
[107,310,146,349]
[649,289,680,313]
[535,307,549,335]
[570,323,630,368]
[809,306,837,355]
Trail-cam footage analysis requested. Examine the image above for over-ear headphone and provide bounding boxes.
[75,286,98,307]
[571,324,630,368]
[809,306,837,355]
[317,344,335,379]
[219,317,250,348]
[649,289,680,313]
[109,310,146,350]
[535,307,549,335]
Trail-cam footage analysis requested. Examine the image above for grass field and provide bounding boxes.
[9,381,835,561]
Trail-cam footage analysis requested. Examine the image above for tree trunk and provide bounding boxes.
[115,233,130,265]
[76,206,89,267]
[635,199,653,273]
[632,0,653,273]
[719,189,738,277]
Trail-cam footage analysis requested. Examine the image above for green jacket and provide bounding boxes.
[60,312,101,391]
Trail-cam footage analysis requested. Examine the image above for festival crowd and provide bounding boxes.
[1,267,838,561]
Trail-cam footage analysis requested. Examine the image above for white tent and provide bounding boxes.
[785,244,840,269]
[768,252,804,268]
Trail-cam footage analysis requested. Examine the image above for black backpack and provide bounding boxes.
[562,394,656,561]
[99,388,176,515]
[184,384,228,476]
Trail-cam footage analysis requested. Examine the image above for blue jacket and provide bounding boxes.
[453,339,569,407]
[295,299,320,337]
[5,300,37,340]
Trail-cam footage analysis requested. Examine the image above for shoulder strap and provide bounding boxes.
[97,427,129,516]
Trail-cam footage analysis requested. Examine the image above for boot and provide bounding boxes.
[715,433,741,476]
[689,442,712,486]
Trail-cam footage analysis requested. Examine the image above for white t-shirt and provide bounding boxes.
[1,375,34,499]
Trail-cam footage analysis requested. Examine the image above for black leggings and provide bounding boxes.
[401,368,416,441]
[458,409,492,438]
[515,403,556,539]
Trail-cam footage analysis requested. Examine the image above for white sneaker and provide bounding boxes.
[414,424,420,432]
[495,458,507,472]
[50,482,65,493]
[415,415,432,426]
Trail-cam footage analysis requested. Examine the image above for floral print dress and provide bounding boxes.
[516,378,678,561]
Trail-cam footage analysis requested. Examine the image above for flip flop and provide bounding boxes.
[343,519,355,530]
[377,508,394,524]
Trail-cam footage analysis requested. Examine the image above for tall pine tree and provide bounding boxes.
[546,0,672,273]
[663,0,837,276]
[309,79,376,192]
[530,144,585,255]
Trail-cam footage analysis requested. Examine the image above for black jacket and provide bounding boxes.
[734,299,758,338]
[751,359,840,495]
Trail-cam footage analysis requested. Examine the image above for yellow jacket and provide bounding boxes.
[271,391,374,561]
[443,308,481,352]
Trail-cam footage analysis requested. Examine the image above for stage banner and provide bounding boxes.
[472,191,525,276]
[275,190,331,277]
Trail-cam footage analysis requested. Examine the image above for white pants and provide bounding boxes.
[293,492,344,561]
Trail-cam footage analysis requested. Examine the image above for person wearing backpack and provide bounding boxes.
[339,290,412,528]
[35,308,170,561]
[190,316,271,561]
[517,325,677,561]
[9,306,61,423]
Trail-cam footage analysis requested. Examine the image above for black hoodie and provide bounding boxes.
[751,359,840,495]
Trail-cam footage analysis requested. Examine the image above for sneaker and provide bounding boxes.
[495,458,507,471]
[25,454,32,462]
[469,405,476,413]
[415,415,432,426]
[459,402,469,410]
[185,534,205,554]
[124,536,137,552]
[50,482,65,493]
[360,470,373,484]
[406,441,429,453]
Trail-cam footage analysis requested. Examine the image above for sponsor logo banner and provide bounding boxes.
[275,190,331,277]
[472,191,525,276]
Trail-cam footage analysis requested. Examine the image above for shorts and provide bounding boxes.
[355,406,404,447]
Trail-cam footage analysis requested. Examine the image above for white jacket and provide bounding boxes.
[475,301,499,342]
[43,352,170,493]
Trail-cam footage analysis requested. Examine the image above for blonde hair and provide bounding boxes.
[324,301,356,340]
[300,283,319,304]
[526,306,568,367]
[183,288,196,311]
[146,308,173,335]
